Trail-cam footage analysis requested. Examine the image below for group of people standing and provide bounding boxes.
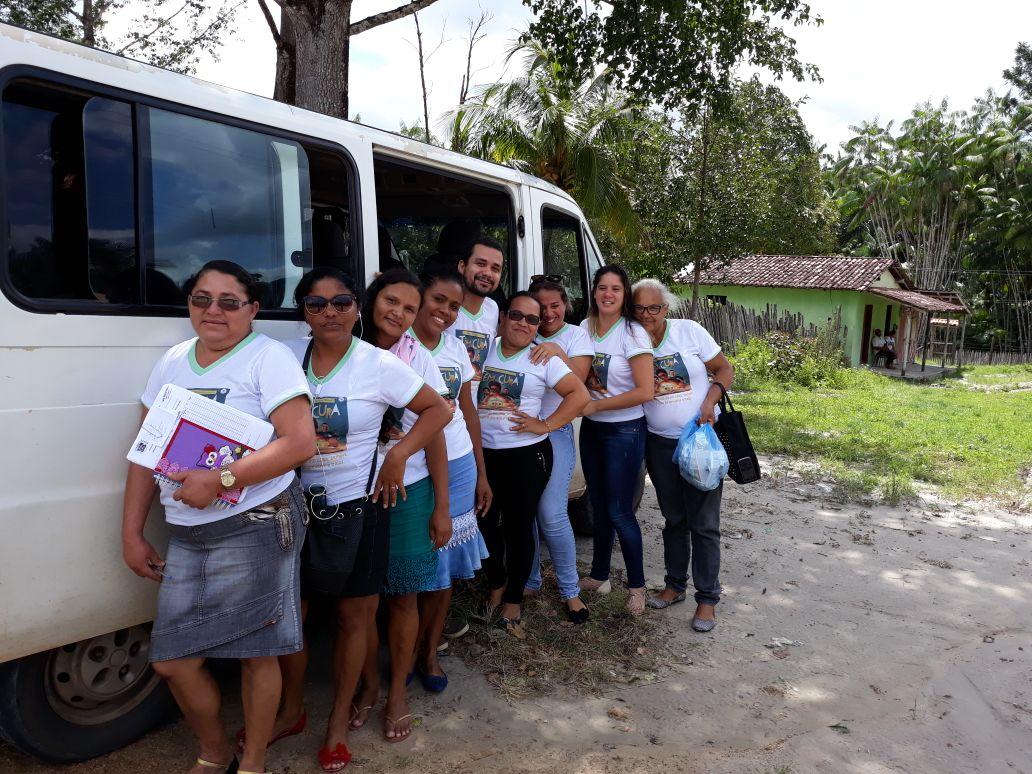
[121,237,734,774]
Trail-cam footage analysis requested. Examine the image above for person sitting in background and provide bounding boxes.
[871,329,895,367]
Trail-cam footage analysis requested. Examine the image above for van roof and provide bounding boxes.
[0,22,577,204]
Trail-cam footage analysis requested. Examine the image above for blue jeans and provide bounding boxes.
[527,424,580,600]
[645,432,722,605]
[580,416,646,589]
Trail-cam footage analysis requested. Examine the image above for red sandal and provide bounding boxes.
[317,741,352,772]
[234,711,307,754]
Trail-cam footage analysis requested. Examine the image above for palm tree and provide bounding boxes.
[445,40,643,245]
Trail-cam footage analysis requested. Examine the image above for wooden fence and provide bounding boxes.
[671,299,846,355]
[955,349,1032,366]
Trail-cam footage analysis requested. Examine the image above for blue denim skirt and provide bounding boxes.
[149,480,306,662]
[429,452,489,591]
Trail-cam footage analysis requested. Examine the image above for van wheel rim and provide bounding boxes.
[45,626,162,725]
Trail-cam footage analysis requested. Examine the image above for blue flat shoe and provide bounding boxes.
[691,616,716,633]
[418,666,448,693]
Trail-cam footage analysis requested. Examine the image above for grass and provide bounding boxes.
[733,365,1032,504]
[448,566,663,700]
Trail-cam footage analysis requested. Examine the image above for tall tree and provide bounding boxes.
[522,0,821,111]
[451,40,642,245]
[0,0,241,73]
[255,0,442,119]
[1004,41,1032,102]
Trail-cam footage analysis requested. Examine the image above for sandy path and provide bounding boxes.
[3,463,1031,773]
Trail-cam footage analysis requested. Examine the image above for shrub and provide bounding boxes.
[731,329,845,389]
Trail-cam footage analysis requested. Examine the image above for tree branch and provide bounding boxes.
[351,0,441,36]
[116,1,192,55]
[256,0,281,45]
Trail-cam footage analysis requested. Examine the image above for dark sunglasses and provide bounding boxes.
[303,294,356,315]
[530,274,564,285]
[633,303,667,315]
[506,309,541,326]
[189,294,252,311]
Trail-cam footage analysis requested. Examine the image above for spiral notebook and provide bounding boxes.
[127,383,275,508]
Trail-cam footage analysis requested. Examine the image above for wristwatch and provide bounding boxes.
[219,467,237,489]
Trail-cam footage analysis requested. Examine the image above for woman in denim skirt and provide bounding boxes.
[632,279,734,632]
[122,261,316,774]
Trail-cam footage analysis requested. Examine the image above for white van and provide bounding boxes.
[0,24,618,762]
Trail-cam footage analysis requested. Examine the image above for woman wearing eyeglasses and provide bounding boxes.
[264,267,448,770]
[477,292,590,634]
[631,279,734,632]
[122,260,315,774]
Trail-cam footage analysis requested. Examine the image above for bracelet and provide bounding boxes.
[542,418,553,433]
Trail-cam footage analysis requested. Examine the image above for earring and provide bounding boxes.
[355,316,364,339]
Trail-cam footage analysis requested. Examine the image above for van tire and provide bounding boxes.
[0,627,177,763]
[569,464,646,537]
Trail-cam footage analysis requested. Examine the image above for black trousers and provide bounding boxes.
[481,439,554,606]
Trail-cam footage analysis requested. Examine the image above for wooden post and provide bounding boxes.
[921,312,931,372]
[958,316,967,368]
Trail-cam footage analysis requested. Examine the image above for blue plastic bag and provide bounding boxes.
[673,414,730,491]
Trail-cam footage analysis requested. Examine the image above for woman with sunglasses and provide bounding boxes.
[524,278,593,623]
[273,267,449,771]
[122,260,315,774]
[355,268,452,745]
[632,279,734,632]
[578,264,655,616]
[410,266,491,691]
[478,292,590,633]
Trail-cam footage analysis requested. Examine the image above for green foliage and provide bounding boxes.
[735,365,1032,502]
[1004,42,1032,101]
[731,331,844,390]
[521,0,821,112]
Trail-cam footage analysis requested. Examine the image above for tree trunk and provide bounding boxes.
[273,10,297,105]
[285,1,353,119]
[81,0,95,46]
[690,109,712,319]
[414,13,431,142]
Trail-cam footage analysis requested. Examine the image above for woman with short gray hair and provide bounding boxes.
[631,278,734,632]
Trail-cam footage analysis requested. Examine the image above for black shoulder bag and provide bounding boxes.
[713,383,761,485]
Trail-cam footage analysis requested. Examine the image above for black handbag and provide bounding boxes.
[713,383,761,484]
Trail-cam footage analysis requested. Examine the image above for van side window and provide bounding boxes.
[2,78,358,315]
[139,107,312,309]
[3,82,137,304]
[541,207,588,321]
[373,156,513,294]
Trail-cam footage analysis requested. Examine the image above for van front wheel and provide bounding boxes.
[0,626,176,763]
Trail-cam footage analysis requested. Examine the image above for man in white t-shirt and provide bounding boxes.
[446,236,504,383]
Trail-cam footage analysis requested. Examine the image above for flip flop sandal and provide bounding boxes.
[235,711,307,753]
[196,756,238,773]
[383,713,414,743]
[317,741,352,772]
[349,702,374,730]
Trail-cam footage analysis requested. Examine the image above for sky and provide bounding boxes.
[150,0,1031,154]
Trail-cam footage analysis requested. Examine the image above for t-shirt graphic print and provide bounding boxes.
[477,367,524,413]
[439,366,462,410]
[586,353,611,396]
[653,353,691,397]
[456,330,491,381]
[312,397,348,455]
[190,387,230,403]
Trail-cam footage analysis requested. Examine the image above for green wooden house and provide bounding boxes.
[680,255,968,367]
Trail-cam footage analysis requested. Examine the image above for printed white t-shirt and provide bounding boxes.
[140,332,311,527]
[643,319,723,439]
[478,338,572,449]
[535,323,595,420]
[446,295,499,384]
[284,338,424,504]
[578,318,653,423]
[421,332,476,462]
[381,343,448,485]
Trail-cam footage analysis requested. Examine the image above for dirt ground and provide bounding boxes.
[3,460,1031,774]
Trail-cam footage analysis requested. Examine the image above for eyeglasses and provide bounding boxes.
[189,294,252,311]
[303,294,356,315]
[633,303,667,316]
[530,274,564,285]
[506,309,541,326]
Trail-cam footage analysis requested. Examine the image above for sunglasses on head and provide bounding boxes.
[506,309,541,326]
[189,294,252,311]
[303,294,356,315]
[633,303,667,315]
[530,274,564,285]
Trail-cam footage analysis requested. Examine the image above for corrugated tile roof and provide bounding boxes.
[867,287,968,313]
[687,255,897,291]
